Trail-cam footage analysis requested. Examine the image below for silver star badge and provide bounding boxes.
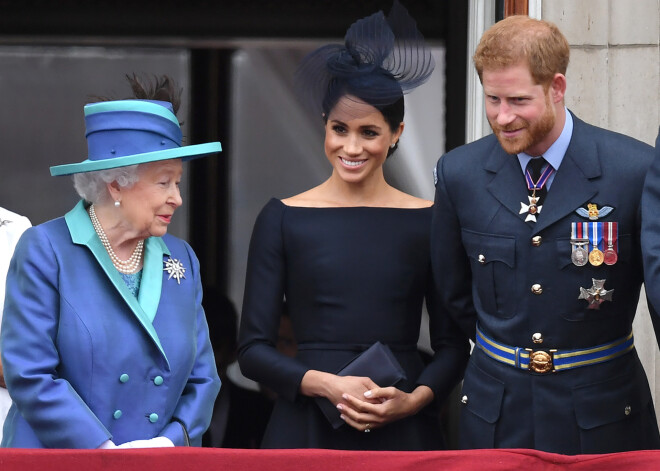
[164,257,186,284]
[578,278,614,310]
[519,195,543,222]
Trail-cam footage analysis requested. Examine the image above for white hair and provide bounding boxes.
[72,165,140,204]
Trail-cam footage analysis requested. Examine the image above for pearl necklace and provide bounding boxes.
[88,204,144,274]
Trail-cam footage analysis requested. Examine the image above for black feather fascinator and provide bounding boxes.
[295,0,435,118]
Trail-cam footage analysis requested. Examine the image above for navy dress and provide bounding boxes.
[238,198,468,450]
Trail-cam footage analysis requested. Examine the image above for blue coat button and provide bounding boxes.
[119,374,129,383]
[149,413,159,423]
[154,376,164,386]
[113,410,122,419]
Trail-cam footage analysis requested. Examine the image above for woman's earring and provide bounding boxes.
[114,200,121,208]
[390,142,397,149]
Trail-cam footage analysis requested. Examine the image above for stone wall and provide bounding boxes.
[543,0,659,144]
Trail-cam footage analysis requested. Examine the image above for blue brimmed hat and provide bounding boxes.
[50,99,222,176]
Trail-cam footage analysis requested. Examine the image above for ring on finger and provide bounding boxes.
[364,423,371,433]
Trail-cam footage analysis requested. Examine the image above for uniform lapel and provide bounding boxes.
[139,236,168,324]
[484,144,531,224]
[64,201,169,364]
[533,118,600,235]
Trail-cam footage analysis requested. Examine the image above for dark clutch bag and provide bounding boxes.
[314,341,407,429]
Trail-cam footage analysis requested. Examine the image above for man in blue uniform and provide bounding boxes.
[431,15,660,454]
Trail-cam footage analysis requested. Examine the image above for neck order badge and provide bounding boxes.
[520,157,553,223]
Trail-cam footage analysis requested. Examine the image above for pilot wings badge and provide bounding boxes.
[576,203,614,221]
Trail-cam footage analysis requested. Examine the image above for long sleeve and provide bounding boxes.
[238,200,309,403]
[414,265,470,400]
[1,226,111,448]
[431,156,478,341]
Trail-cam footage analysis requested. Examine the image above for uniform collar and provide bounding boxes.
[517,107,573,174]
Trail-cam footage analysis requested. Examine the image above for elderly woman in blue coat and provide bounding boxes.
[0,80,222,449]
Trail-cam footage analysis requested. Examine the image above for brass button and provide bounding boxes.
[478,254,486,264]
[531,284,543,295]
[625,405,631,416]
[461,395,468,404]
[532,333,543,344]
[532,236,542,246]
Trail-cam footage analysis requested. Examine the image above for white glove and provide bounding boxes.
[116,436,175,448]
[97,439,118,449]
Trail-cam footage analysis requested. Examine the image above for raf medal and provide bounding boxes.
[579,278,614,309]
[521,161,554,223]
[589,249,604,266]
[571,222,589,267]
[572,245,589,266]
[520,195,542,222]
[603,221,618,265]
[588,222,604,266]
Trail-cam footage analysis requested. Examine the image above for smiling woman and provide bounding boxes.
[237,1,469,451]
[322,96,403,188]
[0,75,222,449]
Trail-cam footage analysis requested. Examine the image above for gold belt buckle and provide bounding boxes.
[526,348,557,373]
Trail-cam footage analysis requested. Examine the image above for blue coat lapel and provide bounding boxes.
[484,145,531,227]
[64,200,169,364]
[484,114,601,235]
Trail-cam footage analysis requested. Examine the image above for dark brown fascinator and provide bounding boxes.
[294,0,435,117]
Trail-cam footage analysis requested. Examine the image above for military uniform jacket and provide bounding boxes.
[0,201,220,448]
[431,113,660,454]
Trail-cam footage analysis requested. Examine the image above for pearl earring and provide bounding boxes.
[114,200,121,208]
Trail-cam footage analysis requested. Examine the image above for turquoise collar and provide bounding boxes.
[65,200,170,365]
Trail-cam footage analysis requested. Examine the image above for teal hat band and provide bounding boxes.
[50,99,221,176]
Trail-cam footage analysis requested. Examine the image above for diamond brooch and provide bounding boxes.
[164,257,186,284]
